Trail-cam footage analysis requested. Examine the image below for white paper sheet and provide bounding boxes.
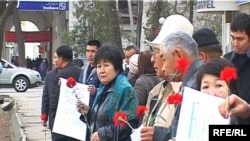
[131,125,143,141]
[53,78,90,141]
[176,87,230,141]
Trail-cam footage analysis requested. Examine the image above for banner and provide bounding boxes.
[53,78,90,141]
[176,87,230,141]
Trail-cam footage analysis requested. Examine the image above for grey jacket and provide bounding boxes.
[134,74,161,105]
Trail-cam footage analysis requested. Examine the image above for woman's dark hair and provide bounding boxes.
[138,50,155,76]
[56,45,73,61]
[196,58,239,95]
[94,43,123,73]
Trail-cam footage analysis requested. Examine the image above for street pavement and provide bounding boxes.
[0,85,52,141]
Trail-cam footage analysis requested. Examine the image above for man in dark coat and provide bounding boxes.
[41,52,60,139]
[78,40,101,108]
[41,45,81,141]
[193,28,223,63]
[224,13,250,125]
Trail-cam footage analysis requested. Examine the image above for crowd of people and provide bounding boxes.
[41,13,250,141]
[24,55,49,80]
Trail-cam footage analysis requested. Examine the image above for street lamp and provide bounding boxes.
[159,17,165,25]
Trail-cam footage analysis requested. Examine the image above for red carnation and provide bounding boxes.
[41,114,48,121]
[66,77,76,88]
[167,93,182,105]
[220,66,237,83]
[176,57,189,75]
[136,106,147,118]
[113,111,128,127]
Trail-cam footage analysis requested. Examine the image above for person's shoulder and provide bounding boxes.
[117,74,129,83]
[115,74,133,89]
[68,62,82,70]
[82,63,90,70]
[150,80,165,91]
[223,51,234,60]
[135,75,151,83]
[73,59,83,65]
[47,69,57,75]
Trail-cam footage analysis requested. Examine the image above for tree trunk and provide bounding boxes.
[150,0,162,40]
[0,0,17,59]
[0,1,7,15]
[128,0,135,36]
[12,7,26,67]
[136,0,143,50]
[189,0,194,24]
[107,0,122,52]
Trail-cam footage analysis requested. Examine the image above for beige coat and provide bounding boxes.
[142,81,181,128]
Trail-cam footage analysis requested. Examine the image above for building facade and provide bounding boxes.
[197,0,250,54]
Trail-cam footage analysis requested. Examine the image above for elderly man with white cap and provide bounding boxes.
[140,14,202,141]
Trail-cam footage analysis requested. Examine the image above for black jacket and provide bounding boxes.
[224,51,250,124]
[41,69,58,130]
[50,62,81,140]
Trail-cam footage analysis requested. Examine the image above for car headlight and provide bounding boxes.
[30,70,41,78]
[36,74,41,78]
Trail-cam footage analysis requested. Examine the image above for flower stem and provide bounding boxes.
[120,119,134,130]
[83,114,93,136]
[227,83,232,114]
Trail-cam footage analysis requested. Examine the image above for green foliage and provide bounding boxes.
[195,13,222,42]
[192,0,222,42]
[143,0,222,43]
[61,0,114,52]
[144,1,189,41]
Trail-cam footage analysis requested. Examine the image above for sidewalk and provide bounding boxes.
[0,86,52,141]
[10,94,52,141]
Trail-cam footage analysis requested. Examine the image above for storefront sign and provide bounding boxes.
[197,0,239,12]
[17,0,69,11]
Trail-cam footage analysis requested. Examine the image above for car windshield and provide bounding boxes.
[1,59,16,68]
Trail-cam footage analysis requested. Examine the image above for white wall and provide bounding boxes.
[22,21,40,59]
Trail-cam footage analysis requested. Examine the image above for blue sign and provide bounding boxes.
[17,1,69,11]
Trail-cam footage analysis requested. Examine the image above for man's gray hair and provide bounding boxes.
[162,31,198,59]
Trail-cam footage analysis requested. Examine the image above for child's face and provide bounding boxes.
[200,74,230,98]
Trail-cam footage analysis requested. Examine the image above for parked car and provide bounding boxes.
[0,59,42,92]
